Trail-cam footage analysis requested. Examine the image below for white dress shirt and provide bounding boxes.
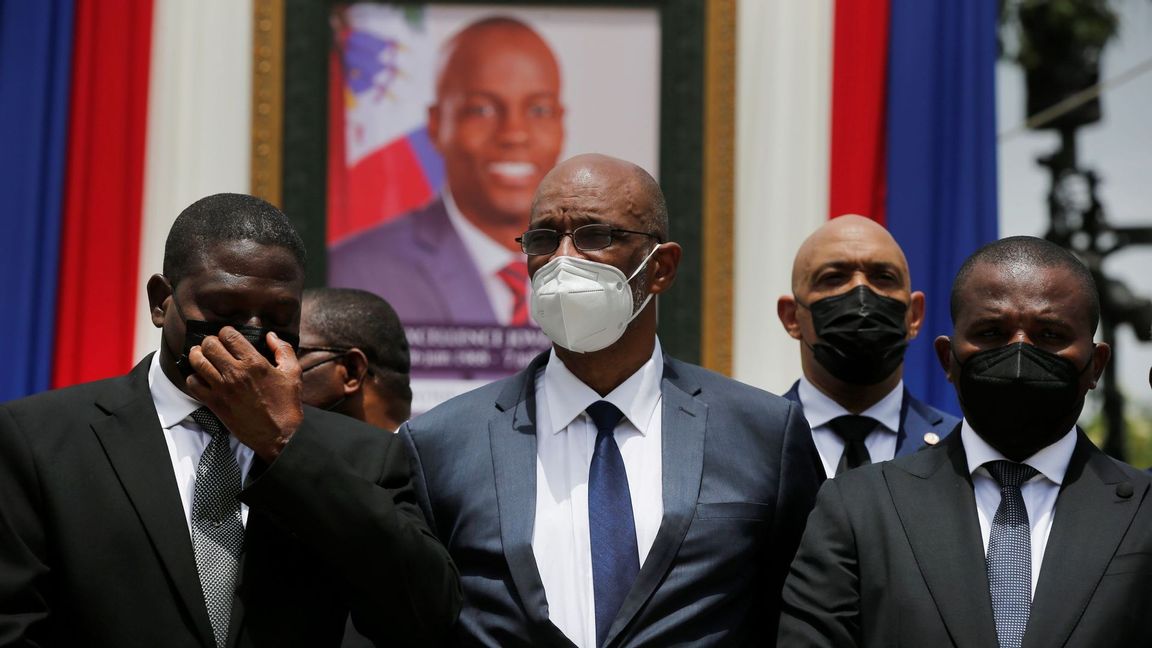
[442,189,519,325]
[532,340,665,648]
[962,421,1076,596]
[147,352,256,533]
[797,377,903,477]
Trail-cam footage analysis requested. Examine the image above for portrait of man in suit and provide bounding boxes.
[779,236,1152,647]
[0,194,460,647]
[329,16,565,327]
[776,214,959,477]
[400,153,823,647]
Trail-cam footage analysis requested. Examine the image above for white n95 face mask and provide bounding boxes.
[529,246,660,353]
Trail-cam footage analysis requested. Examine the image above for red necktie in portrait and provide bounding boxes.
[498,260,530,326]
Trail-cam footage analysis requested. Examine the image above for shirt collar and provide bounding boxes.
[961,419,1076,486]
[797,376,903,434]
[542,338,664,436]
[147,351,204,430]
[442,189,516,275]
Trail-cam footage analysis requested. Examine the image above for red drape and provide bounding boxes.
[326,46,349,245]
[52,0,154,387]
[828,0,890,224]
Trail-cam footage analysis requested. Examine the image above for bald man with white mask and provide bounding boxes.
[777,215,959,478]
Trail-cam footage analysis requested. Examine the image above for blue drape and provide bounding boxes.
[0,0,75,401]
[885,0,1000,416]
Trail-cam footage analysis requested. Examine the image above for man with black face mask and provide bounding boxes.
[779,236,1152,647]
[777,214,958,478]
[0,194,460,646]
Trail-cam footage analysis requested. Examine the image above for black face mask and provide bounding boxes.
[801,285,910,385]
[171,303,300,378]
[955,342,1092,455]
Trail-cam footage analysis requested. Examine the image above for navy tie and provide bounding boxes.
[985,460,1039,648]
[586,400,638,648]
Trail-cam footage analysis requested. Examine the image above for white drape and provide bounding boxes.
[134,0,254,361]
[733,0,833,393]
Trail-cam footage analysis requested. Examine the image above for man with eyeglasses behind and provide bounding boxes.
[399,153,822,646]
[298,287,414,648]
[299,287,412,433]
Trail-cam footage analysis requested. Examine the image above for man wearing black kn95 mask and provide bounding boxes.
[777,214,958,479]
[780,235,1152,648]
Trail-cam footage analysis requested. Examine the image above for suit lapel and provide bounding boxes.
[783,381,801,404]
[489,353,574,646]
[892,388,916,457]
[894,389,944,458]
[783,381,831,480]
[413,199,499,323]
[885,434,998,648]
[603,358,706,647]
[90,358,216,647]
[1023,434,1148,648]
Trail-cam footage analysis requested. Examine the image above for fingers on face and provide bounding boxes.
[195,329,262,386]
[214,327,262,361]
[267,332,300,373]
[185,345,224,394]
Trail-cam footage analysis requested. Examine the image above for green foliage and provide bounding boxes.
[1083,401,1152,468]
[1000,0,1119,68]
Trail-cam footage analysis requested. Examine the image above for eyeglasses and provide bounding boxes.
[516,223,661,256]
[298,345,350,373]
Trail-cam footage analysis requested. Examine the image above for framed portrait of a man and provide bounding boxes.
[254,0,734,411]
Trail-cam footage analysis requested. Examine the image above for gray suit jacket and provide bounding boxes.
[779,430,1152,647]
[401,351,822,646]
[328,198,499,325]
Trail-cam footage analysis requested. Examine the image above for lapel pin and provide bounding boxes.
[1116,482,1134,499]
[923,432,940,446]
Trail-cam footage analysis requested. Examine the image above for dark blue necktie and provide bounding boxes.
[586,400,638,648]
[985,460,1039,648]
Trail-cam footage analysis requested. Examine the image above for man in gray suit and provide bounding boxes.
[329,17,565,326]
[780,236,1152,647]
[401,154,822,646]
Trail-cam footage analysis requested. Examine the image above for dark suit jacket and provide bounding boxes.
[783,381,958,477]
[328,198,499,325]
[779,430,1152,647]
[401,351,822,646]
[0,356,461,647]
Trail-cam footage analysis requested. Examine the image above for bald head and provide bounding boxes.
[778,213,926,399]
[436,17,559,99]
[791,214,910,294]
[533,153,668,240]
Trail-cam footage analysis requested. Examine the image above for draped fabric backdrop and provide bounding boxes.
[734,0,998,415]
[0,0,75,400]
[0,0,253,403]
[885,0,1000,414]
[52,0,154,387]
[0,0,997,415]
